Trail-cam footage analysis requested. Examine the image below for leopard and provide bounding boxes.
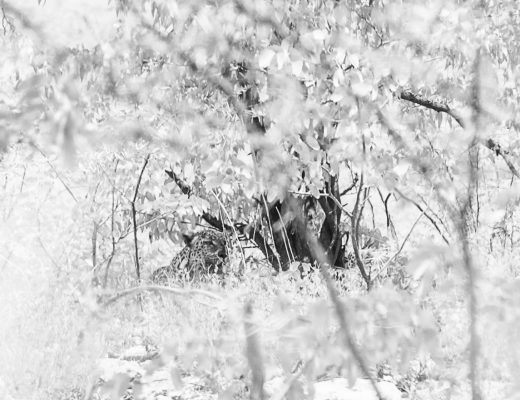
[151,230,228,284]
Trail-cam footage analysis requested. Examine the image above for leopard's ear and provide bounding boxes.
[182,232,195,247]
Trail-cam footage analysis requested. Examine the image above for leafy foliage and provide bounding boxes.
[2,0,520,399]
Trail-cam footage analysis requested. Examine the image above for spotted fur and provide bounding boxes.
[151,230,227,283]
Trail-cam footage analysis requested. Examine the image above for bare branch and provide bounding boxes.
[394,188,450,245]
[399,90,465,127]
[92,221,98,272]
[131,154,151,280]
[1,2,14,36]
[377,189,398,243]
[350,174,370,289]
[103,159,120,287]
[339,175,358,197]
[31,144,78,203]
[377,210,425,280]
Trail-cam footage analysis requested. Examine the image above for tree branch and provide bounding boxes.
[350,174,370,289]
[131,154,150,280]
[399,90,520,178]
[399,90,465,127]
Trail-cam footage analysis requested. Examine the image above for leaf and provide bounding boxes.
[300,30,328,54]
[329,90,344,102]
[309,183,320,198]
[495,184,520,209]
[258,48,275,70]
[393,162,409,178]
[184,163,195,185]
[104,373,131,400]
[190,196,210,215]
[332,68,345,87]
[351,82,371,97]
[145,191,156,201]
[306,136,320,151]
[347,53,360,69]
[291,59,303,76]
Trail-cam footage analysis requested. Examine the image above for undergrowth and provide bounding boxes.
[1,145,520,400]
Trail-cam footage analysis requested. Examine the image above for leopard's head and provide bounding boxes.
[184,230,228,259]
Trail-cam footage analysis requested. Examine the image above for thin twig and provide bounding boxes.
[32,143,78,203]
[339,175,358,197]
[289,190,353,218]
[211,190,247,268]
[394,188,450,245]
[103,159,120,287]
[1,2,15,35]
[377,189,398,243]
[350,174,370,289]
[131,154,150,280]
[92,221,98,271]
[374,210,425,282]
[102,284,223,307]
